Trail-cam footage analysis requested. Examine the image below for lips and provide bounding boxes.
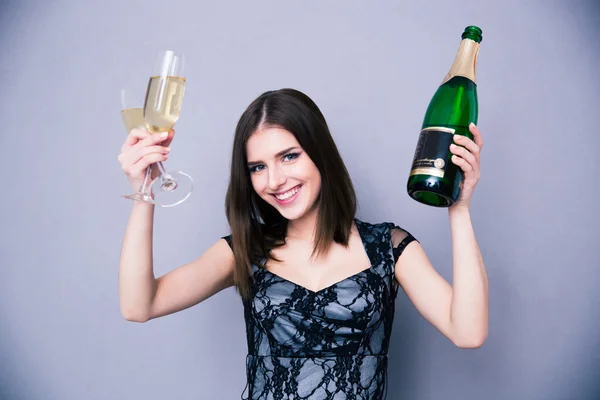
[272,185,301,204]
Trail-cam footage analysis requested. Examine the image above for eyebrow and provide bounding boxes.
[247,146,300,167]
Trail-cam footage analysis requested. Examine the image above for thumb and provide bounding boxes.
[161,129,176,147]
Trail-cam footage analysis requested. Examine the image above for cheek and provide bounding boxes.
[296,158,319,180]
[313,172,322,194]
[311,163,322,191]
[250,174,266,195]
[315,169,322,186]
[307,163,321,185]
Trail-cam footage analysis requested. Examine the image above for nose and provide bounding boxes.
[267,165,286,191]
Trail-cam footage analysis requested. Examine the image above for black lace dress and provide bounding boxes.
[223,219,417,400]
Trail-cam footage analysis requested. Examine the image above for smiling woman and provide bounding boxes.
[225,89,357,300]
[117,88,489,400]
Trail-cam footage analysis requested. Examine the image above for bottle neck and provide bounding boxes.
[442,38,480,84]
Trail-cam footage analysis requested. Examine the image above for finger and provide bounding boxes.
[122,144,170,168]
[127,128,152,143]
[453,134,481,160]
[135,131,170,149]
[138,144,171,159]
[451,154,473,173]
[450,143,478,168]
[121,128,151,151]
[128,153,170,178]
[469,122,484,149]
[161,129,176,147]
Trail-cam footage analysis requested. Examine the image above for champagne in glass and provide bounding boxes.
[121,107,145,133]
[144,75,186,133]
[143,50,193,207]
[120,86,153,203]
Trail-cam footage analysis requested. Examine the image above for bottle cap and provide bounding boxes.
[462,26,483,43]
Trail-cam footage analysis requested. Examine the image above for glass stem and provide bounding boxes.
[157,161,168,177]
[138,166,152,194]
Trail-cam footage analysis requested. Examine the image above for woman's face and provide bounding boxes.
[246,126,321,221]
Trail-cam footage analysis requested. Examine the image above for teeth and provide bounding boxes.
[275,186,299,200]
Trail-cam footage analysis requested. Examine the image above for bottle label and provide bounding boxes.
[409,127,455,178]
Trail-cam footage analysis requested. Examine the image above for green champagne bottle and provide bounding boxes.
[407,25,483,207]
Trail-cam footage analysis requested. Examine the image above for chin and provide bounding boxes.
[277,206,309,221]
[269,199,309,221]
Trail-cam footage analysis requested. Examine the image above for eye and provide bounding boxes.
[282,152,300,162]
[249,164,265,173]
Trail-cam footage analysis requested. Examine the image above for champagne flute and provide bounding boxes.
[120,85,154,203]
[142,49,193,207]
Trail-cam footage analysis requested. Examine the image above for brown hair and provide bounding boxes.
[225,88,356,300]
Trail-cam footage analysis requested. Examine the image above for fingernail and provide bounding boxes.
[165,147,171,152]
[469,122,475,128]
[160,132,168,137]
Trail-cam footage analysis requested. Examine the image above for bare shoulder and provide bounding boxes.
[395,239,428,272]
[387,221,429,276]
[148,237,236,320]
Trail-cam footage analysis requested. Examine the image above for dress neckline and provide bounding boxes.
[256,219,375,295]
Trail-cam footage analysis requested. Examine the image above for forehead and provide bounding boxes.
[246,127,300,160]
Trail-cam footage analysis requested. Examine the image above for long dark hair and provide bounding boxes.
[225,88,356,300]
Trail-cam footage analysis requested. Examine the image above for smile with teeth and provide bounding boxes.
[273,185,300,201]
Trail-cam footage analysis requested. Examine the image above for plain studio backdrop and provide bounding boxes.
[1,0,599,399]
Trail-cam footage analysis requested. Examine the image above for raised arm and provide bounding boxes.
[394,214,488,348]
[117,128,235,323]
[393,123,488,348]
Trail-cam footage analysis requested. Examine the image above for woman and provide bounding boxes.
[117,88,488,399]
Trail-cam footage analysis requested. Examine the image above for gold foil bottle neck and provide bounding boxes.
[442,38,480,84]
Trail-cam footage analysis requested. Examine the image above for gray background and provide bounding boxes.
[1,0,599,399]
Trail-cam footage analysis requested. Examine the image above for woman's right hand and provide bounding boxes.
[118,128,174,191]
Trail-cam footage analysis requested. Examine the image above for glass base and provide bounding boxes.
[121,171,193,208]
[121,192,155,204]
[149,170,193,208]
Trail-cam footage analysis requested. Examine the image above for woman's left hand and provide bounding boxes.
[449,122,484,210]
